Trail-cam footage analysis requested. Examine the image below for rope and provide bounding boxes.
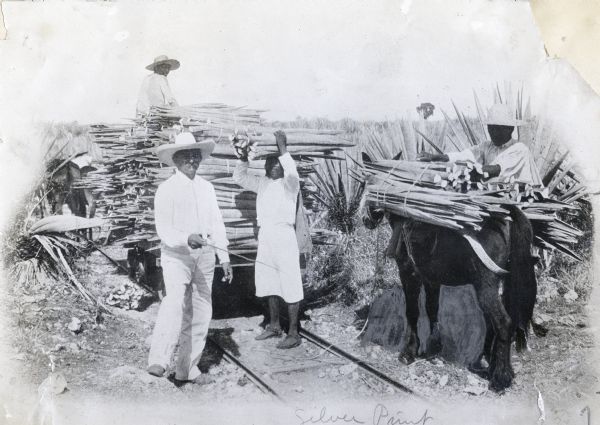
[201,240,281,272]
[403,162,433,209]
[373,161,402,212]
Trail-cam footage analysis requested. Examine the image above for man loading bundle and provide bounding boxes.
[363,104,542,388]
[147,132,233,385]
[418,103,542,186]
[136,55,180,117]
[233,130,305,349]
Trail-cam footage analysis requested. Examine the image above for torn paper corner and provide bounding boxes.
[530,0,600,97]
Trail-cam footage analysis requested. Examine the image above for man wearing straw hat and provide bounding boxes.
[233,130,304,349]
[419,103,542,186]
[136,55,180,117]
[147,132,233,385]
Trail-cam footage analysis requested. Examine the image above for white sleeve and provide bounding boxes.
[154,184,189,249]
[279,152,300,194]
[160,78,178,106]
[233,160,261,193]
[494,143,543,186]
[207,184,230,264]
[447,148,477,163]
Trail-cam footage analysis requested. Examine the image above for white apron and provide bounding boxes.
[255,223,303,303]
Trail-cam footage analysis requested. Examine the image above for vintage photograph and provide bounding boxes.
[0,1,598,424]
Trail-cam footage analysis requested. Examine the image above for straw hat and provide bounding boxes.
[146,55,180,72]
[485,103,525,127]
[156,133,215,167]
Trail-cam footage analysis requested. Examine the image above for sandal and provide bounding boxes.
[169,373,215,388]
[255,325,283,341]
[276,335,302,349]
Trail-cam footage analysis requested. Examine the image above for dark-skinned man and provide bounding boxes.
[136,55,180,117]
[416,103,542,363]
[418,103,542,186]
[233,130,304,349]
[147,132,233,385]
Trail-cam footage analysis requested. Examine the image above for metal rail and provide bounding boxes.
[207,336,285,403]
[299,328,416,396]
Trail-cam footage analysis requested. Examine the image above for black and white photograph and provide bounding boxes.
[0,1,599,424]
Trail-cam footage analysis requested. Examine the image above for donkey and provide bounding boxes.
[362,191,538,392]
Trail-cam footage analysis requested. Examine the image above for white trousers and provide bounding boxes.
[148,247,215,380]
[255,224,303,303]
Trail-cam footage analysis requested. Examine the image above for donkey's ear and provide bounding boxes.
[392,151,403,161]
[362,152,373,164]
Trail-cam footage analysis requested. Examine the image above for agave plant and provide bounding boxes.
[310,156,365,234]
[6,215,106,307]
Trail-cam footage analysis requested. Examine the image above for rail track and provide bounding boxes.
[207,327,417,402]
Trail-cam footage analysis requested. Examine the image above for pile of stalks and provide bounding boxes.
[76,103,349,264]
[363,160,584,260]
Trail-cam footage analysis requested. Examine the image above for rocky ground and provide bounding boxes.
[1,243,598,424]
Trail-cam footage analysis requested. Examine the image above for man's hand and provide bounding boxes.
[417,152,434,162]
[221,262,233,284]
[187,234,207,249]
[417,152,449,162]
[274,130,287,155]
[482,164,501,179]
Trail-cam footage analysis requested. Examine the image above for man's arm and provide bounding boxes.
[492,142,542,185]
[274,130,300,194]
[233,159,261,192]
[160,77,178,106]
[418,152,450,162]
[482,164,501,178]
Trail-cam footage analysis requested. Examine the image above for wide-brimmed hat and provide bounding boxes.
[156,133,215,167]
[485,103,525,127]
[146,55,180,72]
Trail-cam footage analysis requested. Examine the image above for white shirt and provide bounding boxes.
[154,170,230,263]
[136,73,178,116]
[233,153,300,227]
[447,139,543,186]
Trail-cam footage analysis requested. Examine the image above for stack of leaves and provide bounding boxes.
[363,160,584,259]
[8,215,107,307]
[79,103,351,263]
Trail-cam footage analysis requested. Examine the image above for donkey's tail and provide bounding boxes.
[504,205,538,351]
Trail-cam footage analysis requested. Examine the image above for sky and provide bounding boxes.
[0,0,546,128]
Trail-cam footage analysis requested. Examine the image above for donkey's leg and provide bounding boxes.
[424,282,441,357]
[475,272,514,391]
[398,265,421,364]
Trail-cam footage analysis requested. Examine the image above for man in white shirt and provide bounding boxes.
[147,132,233,385]
[233,130,304,349]
[136,55,180,117]
[419,103,542,186]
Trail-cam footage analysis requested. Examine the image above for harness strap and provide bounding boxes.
[462,234,509,275]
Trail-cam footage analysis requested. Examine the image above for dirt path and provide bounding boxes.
[2,247,598,424]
